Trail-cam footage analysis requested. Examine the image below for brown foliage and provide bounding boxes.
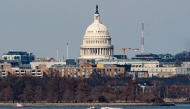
[2,86,14,102]
[22,84,34,102]
[104,93,116,103]
[91,86,103,102]
[63,89,73,102]
[124,80,140,103]
[34,85,44,102]
[76,80,91,102]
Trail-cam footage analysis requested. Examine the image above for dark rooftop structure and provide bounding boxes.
[2,51,35,67]
[132,53,161,61]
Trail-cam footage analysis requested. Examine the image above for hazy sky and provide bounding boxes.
[0,0,190,59]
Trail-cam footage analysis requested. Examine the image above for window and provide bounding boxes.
[4,57,7,60]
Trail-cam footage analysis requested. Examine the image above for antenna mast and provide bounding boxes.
[67,43,68,59]
[141,22,144,54]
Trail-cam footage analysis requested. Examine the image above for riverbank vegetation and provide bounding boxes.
[0,72,167,103]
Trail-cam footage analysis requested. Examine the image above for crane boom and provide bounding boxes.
[115,47,139,59]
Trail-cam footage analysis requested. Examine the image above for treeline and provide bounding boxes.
[0,72,163,103]
[175,51,190,59]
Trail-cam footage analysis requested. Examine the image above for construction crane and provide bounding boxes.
[115,47,139,59]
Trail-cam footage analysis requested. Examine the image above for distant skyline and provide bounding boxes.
[0,0,190,59]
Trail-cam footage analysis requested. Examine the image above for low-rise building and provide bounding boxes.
[1,64,45,77]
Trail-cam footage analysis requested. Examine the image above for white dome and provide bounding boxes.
[78,5,114,60]
[85,23,109,36]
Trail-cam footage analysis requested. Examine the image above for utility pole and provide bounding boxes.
[57,48,59,61]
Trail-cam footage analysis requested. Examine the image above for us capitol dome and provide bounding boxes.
[78,5,114,60]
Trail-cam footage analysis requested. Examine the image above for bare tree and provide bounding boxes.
[34,85,44,102]
[2,86,14,102]
[23,84,34,102]
[76,80,91,102]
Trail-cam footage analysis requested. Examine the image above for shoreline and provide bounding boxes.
[0,102,184,107]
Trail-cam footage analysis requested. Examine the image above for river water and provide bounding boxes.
[1,104,190,109]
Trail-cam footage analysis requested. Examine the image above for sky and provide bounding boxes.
[0,0,190,59]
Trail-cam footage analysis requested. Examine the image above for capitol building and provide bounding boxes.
[79,5,114,60]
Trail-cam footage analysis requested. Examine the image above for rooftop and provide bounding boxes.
[96,59,159,63]
[3,51,33,55]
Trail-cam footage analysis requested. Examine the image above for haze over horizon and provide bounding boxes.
[0,0,190,59]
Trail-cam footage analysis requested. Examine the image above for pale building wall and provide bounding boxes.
[30,61,66,69]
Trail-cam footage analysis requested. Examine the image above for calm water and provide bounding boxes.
[1,104,190,109]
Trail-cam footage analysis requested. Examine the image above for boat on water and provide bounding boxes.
[87,106,96,109]
[14,103,25,108]
[100,107,122,109]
